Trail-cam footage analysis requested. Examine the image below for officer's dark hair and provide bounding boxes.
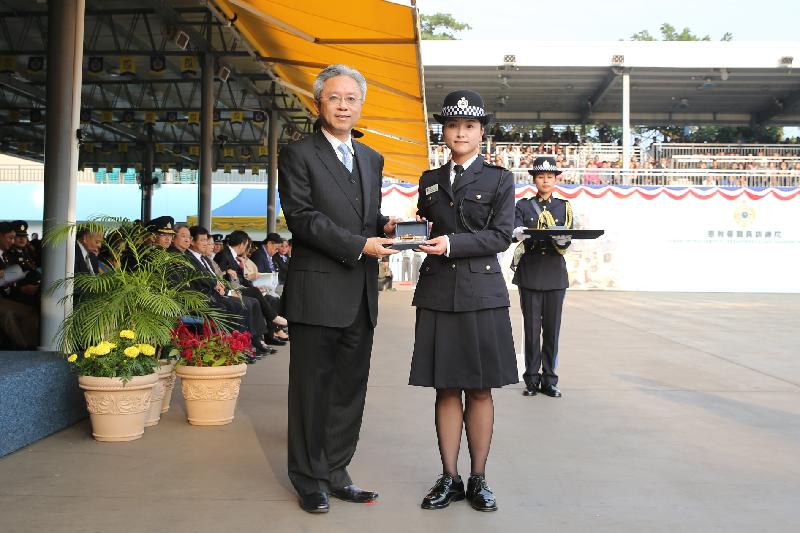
[189,225,210,240]
[226,230,250,247]
[0,221,13,234]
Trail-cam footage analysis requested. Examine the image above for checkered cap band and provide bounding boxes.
[439,104,486,118]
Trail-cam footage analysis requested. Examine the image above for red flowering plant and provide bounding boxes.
[171,321,251,367]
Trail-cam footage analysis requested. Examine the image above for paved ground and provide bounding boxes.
[2,291,799,532]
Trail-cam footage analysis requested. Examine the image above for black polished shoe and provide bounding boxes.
[540,384,562,398]
[330,485,379,503]
[466,474,497,512]
[421,473,465,510]
[265,336,287,346]
[299,491,329,514]
[522,383,538,396]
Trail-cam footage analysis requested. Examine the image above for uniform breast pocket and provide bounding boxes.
[460,190,494,231]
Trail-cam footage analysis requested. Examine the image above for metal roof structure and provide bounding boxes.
[422,40,800,127]
[0,0,428,180]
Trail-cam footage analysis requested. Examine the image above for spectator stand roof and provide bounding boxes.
[422,40,800,127]
[0,0,428,181]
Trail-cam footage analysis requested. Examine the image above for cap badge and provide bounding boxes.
[457,97,469,109]
[19,224,24,231]
[542,160,551,168]
[166,222,172,228]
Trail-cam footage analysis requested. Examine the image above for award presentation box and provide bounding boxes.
[389,221,429,251]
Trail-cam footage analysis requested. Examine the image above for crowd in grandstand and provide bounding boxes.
[0,217,294,359]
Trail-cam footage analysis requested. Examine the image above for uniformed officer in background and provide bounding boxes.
[512,157,573,398]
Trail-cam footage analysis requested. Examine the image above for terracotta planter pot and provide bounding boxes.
[157,360,177,414]
[144,363,174,427]
[78,373,159,442]
[175,363,247,426]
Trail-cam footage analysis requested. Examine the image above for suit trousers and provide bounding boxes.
[287,295,373,496]
[519,288,566,388]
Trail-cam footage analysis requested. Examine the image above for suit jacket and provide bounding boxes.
[412,156,514,312]
[278,130,387,328]
[251,245,274,273]
[214,246,252,288]
[74,242,100,275]
[182,250,225,301]
[511,196,572,290]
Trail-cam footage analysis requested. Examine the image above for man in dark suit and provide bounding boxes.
[181,225,272,360]
[215,230,287,346]
[74,227,102,275]
[272,239,290,284]
[251,233,282,274]
[278,64,398,514]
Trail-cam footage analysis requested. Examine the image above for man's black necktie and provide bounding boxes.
[453,164,465,188]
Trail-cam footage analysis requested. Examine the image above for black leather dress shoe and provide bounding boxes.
[466,474,497,512]
[330,485,378,503]
[299,491,329,513]
[522,383,538,396]
[421,473,465,510]
[540,384,562,397]
[266,337,287,346]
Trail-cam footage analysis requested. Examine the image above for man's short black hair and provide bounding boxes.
[189,225,210,240]
[226,230,250,247]
[265,232,283,244]
[0,221,14,234]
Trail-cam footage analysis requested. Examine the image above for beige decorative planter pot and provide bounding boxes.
[157,360,177,414]
[78,373,158,442]
[144,363,175,427]
[175,364,247,426]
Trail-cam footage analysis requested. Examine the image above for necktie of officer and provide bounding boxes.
[452,164,465,187]
[338,143,353,172]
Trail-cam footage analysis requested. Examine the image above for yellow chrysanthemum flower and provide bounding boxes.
[93,343,111,356]
[84,347,95,358]
[138,344,156,357]
[123,346,140,358]
[67,354,78,363]
[119,330,136,340]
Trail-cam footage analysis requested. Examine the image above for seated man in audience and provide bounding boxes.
[0,221,39,349]
[179,225,274,359]
[215,230,288,345]
[251,232,282,274]
[212,234,224,255]
[74,227,102,275]
[272,239,290,285]
[3,220,40,307]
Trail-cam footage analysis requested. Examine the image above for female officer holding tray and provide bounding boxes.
[411,90,518,513]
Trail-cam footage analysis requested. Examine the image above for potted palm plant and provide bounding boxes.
[46,216,234,439]
[172,321,250,426]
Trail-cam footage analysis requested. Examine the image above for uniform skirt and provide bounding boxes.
[409,307,518,389]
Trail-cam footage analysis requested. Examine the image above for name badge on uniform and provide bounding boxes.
[425,184,439,196]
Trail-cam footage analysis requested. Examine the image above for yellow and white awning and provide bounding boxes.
[212,0,429,182]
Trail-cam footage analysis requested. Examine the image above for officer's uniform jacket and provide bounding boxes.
[412,155,514,312]
[512,195,573,290]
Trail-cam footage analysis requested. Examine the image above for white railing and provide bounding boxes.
[654,142,800,159]
[0,165,97,182]
[511,168,800,188]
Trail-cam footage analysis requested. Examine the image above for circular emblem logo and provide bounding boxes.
[457,97,469,109]
[733,204,755,228]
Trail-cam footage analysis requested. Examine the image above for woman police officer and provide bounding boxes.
[410,90,518,512]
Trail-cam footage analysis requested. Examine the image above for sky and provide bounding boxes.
[416,0,799,42]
